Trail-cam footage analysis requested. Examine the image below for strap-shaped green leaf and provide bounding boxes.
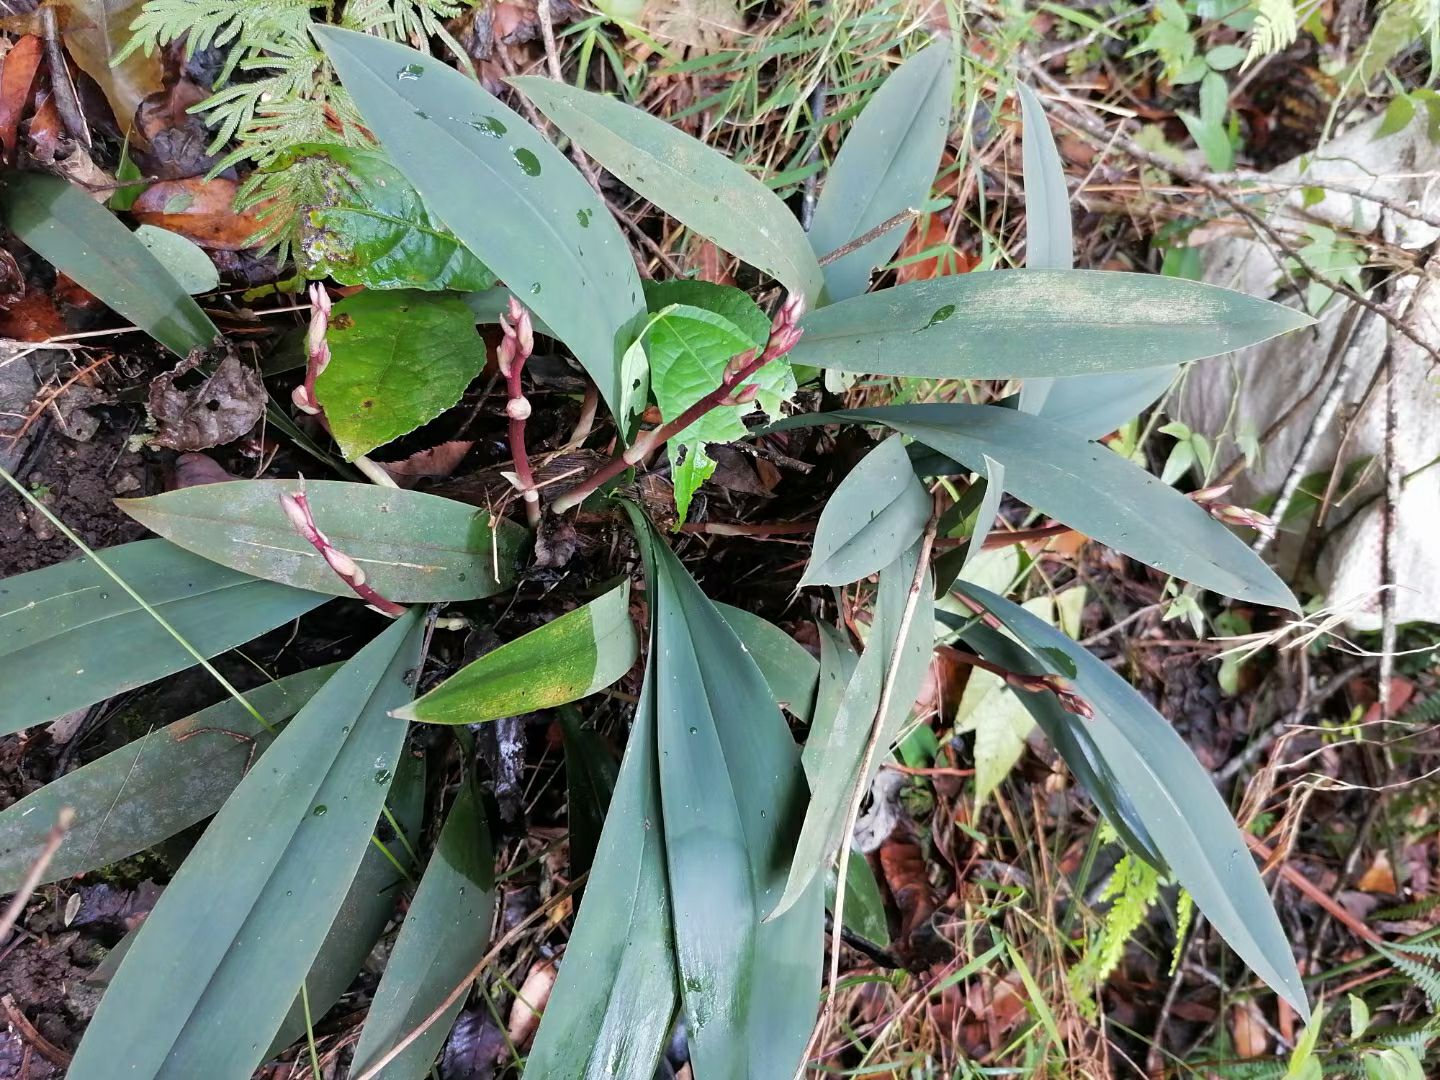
[2,172,218,356]
[523,634,676,1078]
[1035,367,1177,440]
[351,780,495,1080]
[394,580,637,724]
[953,583,1309,1020]
[787,269,1312,378]
[314,28,646,426]
[777,543,932,918]
[0,667,335,891]
[0,539,328,734]
[66,611,425,1080]
[559,708,619,879]
[118,481,524,602]
[715,603,819,724]
[803,434,931,587]
[514,75,825,304]
[633,507,824,1079]
[809,42,954,302]
[771,405,1297,610]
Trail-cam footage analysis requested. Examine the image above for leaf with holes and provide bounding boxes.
[315,290,487,460]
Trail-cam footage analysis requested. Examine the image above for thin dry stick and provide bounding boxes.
[39,6,90,150]
[0,807,75,945]
[800,518,938,1079]
[816,208,922,267]
[349,874,586,1080]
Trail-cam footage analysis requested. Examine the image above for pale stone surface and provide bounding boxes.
[1176,113,1440,629]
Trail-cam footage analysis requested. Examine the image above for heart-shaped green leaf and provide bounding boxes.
[351,780,495,1080]
[394,580,637,724]
[315,290,487,460]
[2,172,217,356]
[276,142,496,291]
[67,611,426,1079]
[787,269,1313,378]
[315,29,646,427]
[809,43,954,302]
[951,582,1310,1022]
[772,405,1297,610]
[514,75,825,303]
[0,666,336,892]
[0,539,328,734]
[118,481,524,602]
[803,434,932,586]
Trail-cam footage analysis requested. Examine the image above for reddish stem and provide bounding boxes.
[291,283,331,416]
[498,297,541,529]
[279,491,406,617]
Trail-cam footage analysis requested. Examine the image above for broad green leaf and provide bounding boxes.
[275,143,496,291]
[809,43,953,303]
[0,667,336,891]
[633,505,823,1080]
[953,614,1167,871]
[315,290,487,460]
[777,544,932,918]
[67,611,427,1079]
[1034,368,1175,440]
[953,582,1310,1020]
[2,172,217,356]
[523,637,675,1078]
[802,434,931,587]
[1015,81,1071,415]
[0,539,328,734]
[514,75,825,303]
[315,29,646,427]
[351,780,495,1080]
[268,750,425,1057]
[643,279,771,343]
[118,480,524,602]
[786,270,1313,378]
[715,603,819,724]
[772,405,1297,610]
[558,707,619,878]
[394,581,637,724]
[134,225,219,295]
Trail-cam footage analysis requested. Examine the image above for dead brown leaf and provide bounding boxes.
[148,353,265,451]
[896,217,979,284]
[172,452,237,488]
[0,248,23,308]
[132,177,266,250]
[26,91,113,191]
[0,289,68,341]
[1229,1001,1269,1057]
[0,35,43,160]
[505,959,556,1048]
[379,440,475,487]
[58,0,164,140]
[1357,850,1398,895]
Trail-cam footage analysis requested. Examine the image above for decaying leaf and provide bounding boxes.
[378,440,475,487]
[645,0,743,52]
[0,35,42,160]
[148,352,265,450]
[59,0,164,141]
[132,177,267,250]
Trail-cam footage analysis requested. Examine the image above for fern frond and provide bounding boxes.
[1245,0,1300,64]
[1093,853,1162,982]
[1381,945,1440,1010]
[1372,895,1440,921]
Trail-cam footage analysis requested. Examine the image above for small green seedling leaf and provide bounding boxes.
[134,225,219,295]
[514,75,825,303]
[802,434,931,586]
[276,143,496,291]
[67,611,426,1079]
[315,290,488,460]
[2,172,218,356]
[118,481,524,602]
[0,539,327,734]
[394,580,638,724]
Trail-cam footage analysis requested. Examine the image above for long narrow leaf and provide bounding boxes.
[771,405,1297,610]
[632,504,824,1080]
[715,602,820,723]
[119,481,524,602]
[786,269,1312,378]
[809,43,954,302]
[314,29,646,425]
[953,582,1310,1021]
[0,666,336,891]
[351,781,495,1080]
[2,172,217,356]
[394,581,637,724]
[514,76,825,303]
[67,611,426,1080]
[0,539,328,733]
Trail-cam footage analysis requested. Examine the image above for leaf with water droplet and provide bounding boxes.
[512,147,542,176]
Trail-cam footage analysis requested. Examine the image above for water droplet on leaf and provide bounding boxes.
[312,804,328,817]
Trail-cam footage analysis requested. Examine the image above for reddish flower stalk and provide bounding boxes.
[498,296,541,528]
[291,283,332,416]
[550,293,807,514]
[1191,483,1277,539]
[279,491,406,617]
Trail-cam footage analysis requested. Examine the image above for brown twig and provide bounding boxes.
[817,208,922,267]
[39,5,90,150]
[550,295,806,513]
[0,807,74,945]
[1,994,72,1067]
[279,491,406,617]
[498,297,541,528]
